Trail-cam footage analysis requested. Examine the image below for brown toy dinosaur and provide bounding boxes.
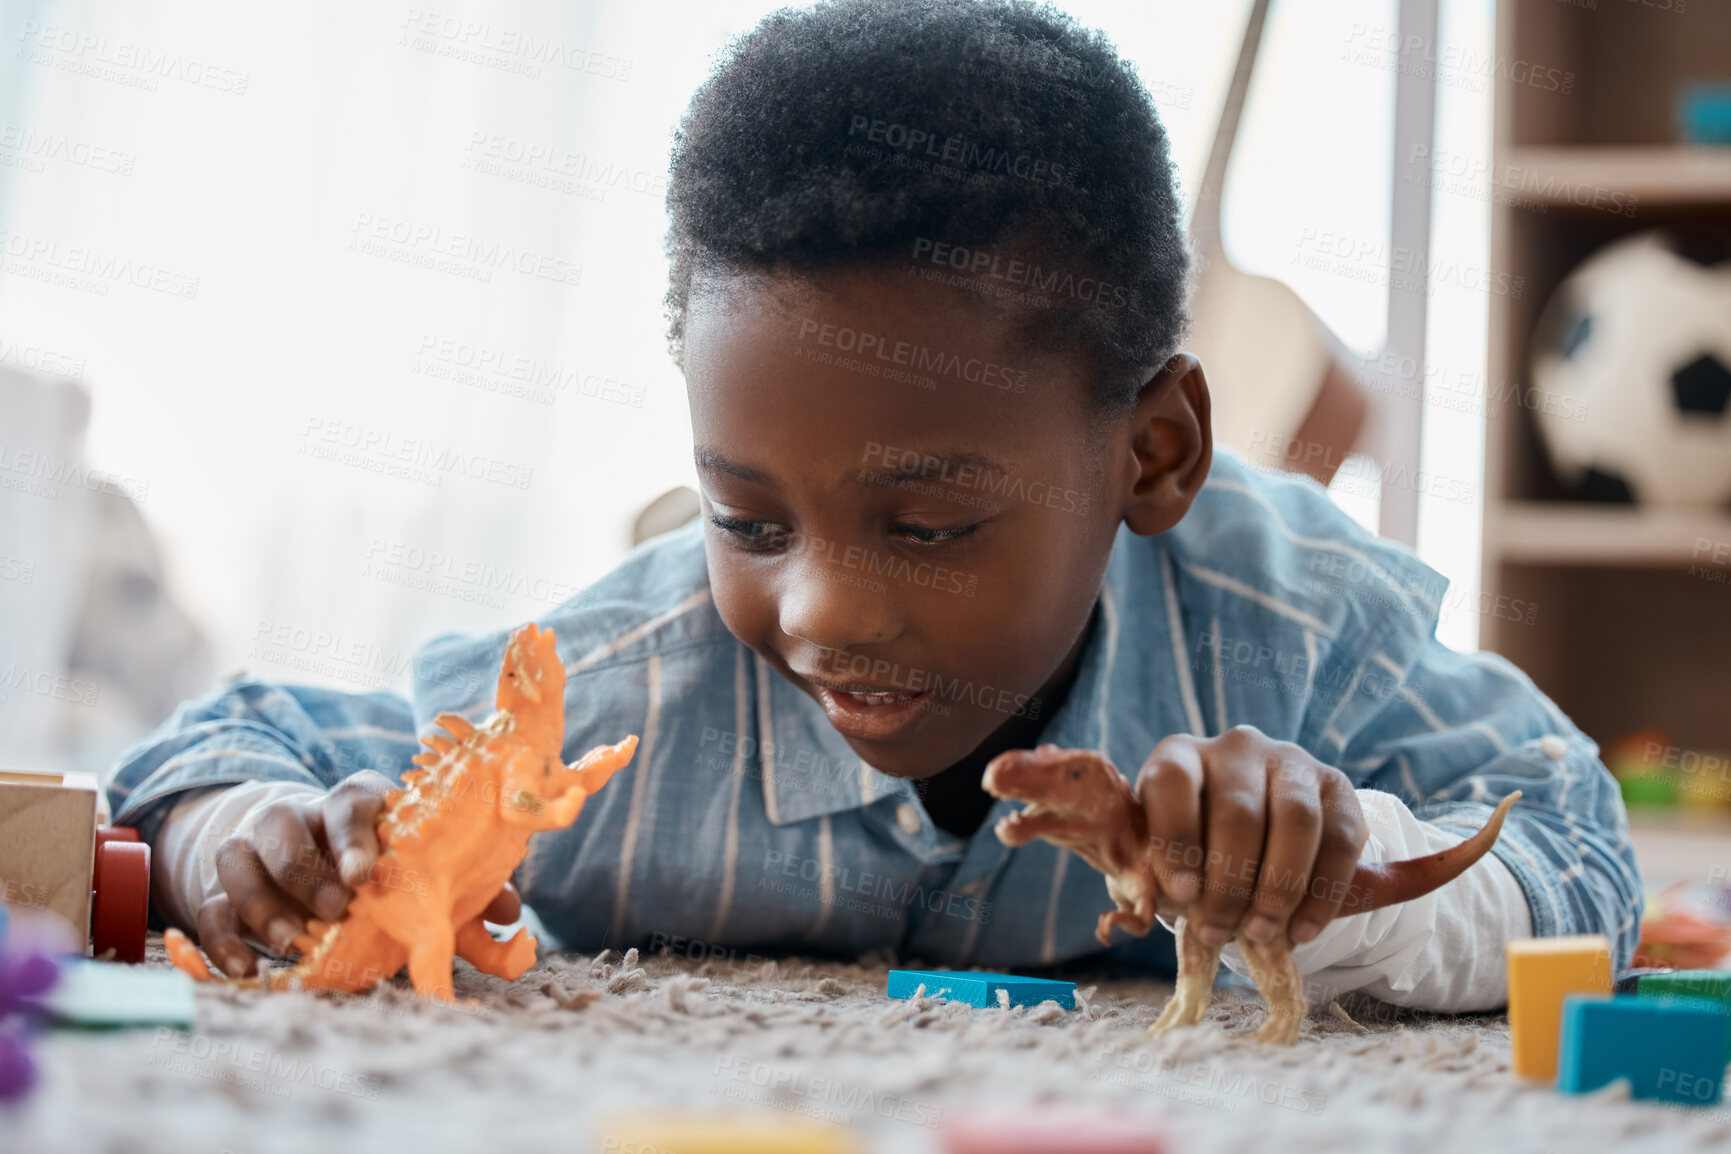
[165,622,637,1002]
[983,743,1520,1044]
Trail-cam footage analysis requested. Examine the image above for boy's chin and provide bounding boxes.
[836,728,988,781]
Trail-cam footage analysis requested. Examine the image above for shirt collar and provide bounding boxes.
[760,524,1190,826]
[1012,524,1190,778]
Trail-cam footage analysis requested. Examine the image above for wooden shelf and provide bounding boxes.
[1482,1,1731,750]
[1491,502,1731,567]
[1504,146,1731,209]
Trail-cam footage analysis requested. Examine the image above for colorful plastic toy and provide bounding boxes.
[1605,728,1681,809]
[887,969,1075,1009]
[1634,883,1731,970]
[1637,969,1731,1060]
[1558,994,1730,1104]
[165,623,636,1001]
[982,744,1521,1044]
[0,905,62,1102]
[1507,934,1614,1081]
[0,770,150,963]
[1680,86,1731,145]
[40,958,194,1030]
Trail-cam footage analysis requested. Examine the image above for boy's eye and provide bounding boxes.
[709,515,789,551]
[709,513,984,552]
[891,521,982,546]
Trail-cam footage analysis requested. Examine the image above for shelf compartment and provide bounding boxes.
[1493,502,1731,567]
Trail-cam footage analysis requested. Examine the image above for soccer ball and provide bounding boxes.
[1530,230,1731,506]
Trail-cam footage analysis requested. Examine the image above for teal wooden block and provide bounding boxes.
[1558,994,1729,1105]
[1638,971,1731,1061]
[886,969,1074,1009]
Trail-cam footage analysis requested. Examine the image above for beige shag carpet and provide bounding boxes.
[7,934,1729,1154]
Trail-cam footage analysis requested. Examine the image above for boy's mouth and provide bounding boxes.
[828,684,920,705]
[800,675,934,743]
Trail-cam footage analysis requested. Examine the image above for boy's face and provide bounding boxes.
[683,266,1207,779]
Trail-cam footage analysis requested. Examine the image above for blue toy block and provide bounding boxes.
[1558,994,1730,1105]
[1680,86,1731,145]
[42,958,196,1030]
[886,969,1074,1010]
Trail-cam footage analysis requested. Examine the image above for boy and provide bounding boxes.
[111,0,1639,1010]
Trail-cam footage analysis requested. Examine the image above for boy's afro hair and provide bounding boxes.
[663,0,1191,409]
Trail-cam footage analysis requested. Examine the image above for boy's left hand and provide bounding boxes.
[1133,725,1369,948]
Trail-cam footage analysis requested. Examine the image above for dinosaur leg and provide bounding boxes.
[1147,916,1220,1038]
[1096,907,1154,947]
[366,885,460,1002]
[403,917,459,1002]
[454,917,538,981]
[1239,935,1307,1045]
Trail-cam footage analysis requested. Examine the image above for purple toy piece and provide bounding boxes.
[0,904,61,1103]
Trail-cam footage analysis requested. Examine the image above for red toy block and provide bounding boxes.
[942,1105,1169,1154]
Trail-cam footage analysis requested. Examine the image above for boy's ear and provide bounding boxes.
[1121,353,1212,537]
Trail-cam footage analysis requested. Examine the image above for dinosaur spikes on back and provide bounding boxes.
[437,714,476,741]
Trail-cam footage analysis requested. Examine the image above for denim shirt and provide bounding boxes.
[109,450,1642,972]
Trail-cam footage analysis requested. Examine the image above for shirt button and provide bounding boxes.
[895,803,922,836]
[1540,734,1569,760]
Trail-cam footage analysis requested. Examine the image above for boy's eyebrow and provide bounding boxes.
[695,447,773,484]
[698,446,1011,488]
[854,448,1007,486]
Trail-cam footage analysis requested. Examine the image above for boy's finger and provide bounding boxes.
[253,803,350,923]
[324,775,391,887]
[195,895,259,979]
[1136,736,1204,903]
[1245,755,1322,943]
[1192,727,1270,945]
[1287,776,1368,943]
[214,835,309,955]
[483,883,522,924]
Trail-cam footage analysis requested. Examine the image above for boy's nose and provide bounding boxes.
[776,563,903,651]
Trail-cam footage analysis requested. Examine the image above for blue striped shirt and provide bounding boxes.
[109,450,1642,973]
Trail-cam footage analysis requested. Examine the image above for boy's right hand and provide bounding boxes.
[195,771,522,978]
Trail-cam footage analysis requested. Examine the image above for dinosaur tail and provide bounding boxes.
[164,927,217,980]
[163,925,323,990]
[1343,791,1522,914]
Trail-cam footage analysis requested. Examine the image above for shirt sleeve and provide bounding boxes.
[1316,633,1643,978]
[107,677,425,853]
[1214,786,1533,1011]
[152,781,329,931]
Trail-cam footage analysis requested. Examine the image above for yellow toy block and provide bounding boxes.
[1507,934,1614,1081]
[596,1113,862,1154]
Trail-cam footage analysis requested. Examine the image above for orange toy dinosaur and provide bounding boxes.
[983,743,1520,1043]
[165,622,636,1002]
